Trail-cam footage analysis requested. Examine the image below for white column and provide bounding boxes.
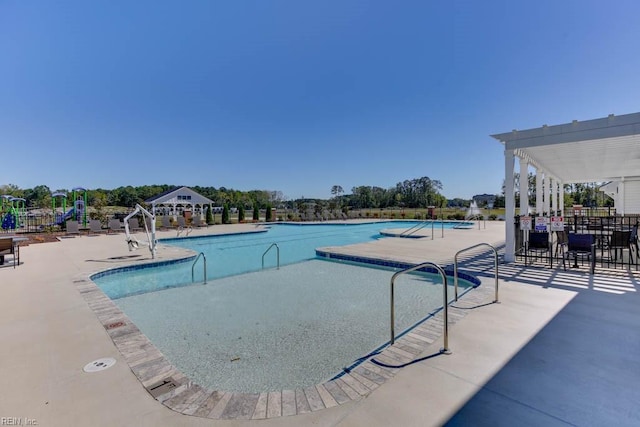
[536,169,543,215]
[519,158,529,216]
[543,174,551,215]
[619,179,625,215]
[551,177,558,215]
[505,149,516,262]
[561,182,566,217]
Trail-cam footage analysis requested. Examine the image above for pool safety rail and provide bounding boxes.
[390,261,451,354]
[262,243,280,270]
[454,243,499,303]
[191,252,207,284]
[400,220,431,237]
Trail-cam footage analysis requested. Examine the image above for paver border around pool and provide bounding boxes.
[78,234,494,420]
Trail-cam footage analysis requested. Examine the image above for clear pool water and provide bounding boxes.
[114,259,473,392]
[95,221,467,299]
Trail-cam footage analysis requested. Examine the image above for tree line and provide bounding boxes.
[1,174,538,213]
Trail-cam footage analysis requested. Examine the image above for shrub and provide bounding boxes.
[253,203,259,221]
[238,206,245,222]
[265,204,273,222]
[414,212,422,220]
[222,204,230,224]
[206,207,214,225]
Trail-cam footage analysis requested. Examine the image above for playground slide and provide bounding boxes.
[55,208,75,225]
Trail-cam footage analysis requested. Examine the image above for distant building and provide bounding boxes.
[145,186,215,217]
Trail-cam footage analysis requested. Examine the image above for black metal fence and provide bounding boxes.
[515,215,640,272]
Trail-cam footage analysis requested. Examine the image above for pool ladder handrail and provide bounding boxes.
[453,243,499,303]
[390,261,451,354]
[400,220,432,237]
[191,252,207,284]
[262,243,280,270]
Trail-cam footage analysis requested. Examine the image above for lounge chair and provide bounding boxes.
[127,217,141,232]
[0,238,19,268]
[563,233,595,273]
[161,216,174,229]
[108,219,124,233]
[176,216,187,228]
[524,232,551,267]
[192,216,206,227]
[66,220,80,236]
[89,219,106,234]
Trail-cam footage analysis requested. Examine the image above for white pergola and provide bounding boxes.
[492,112,640,262]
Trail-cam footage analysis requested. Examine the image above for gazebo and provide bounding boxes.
[145,186,215,220]
[492,112,640,262]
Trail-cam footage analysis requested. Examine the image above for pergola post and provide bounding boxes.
[536,169,543,215]
[543,174,551,215]
[505,149,516,262]
[551,177,558,215]
[558,181,564,216]
[519,157,528,216]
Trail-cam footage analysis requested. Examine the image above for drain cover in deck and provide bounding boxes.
[83,357,116,373]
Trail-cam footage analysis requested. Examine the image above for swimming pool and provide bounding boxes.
[91,221,478,392]
[112,259,475,392]
[95,221,469,299]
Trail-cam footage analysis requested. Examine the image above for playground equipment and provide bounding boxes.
[71,187,88,227]
[124,204,157,258]
[51,192,71,225]
[1,196,26,231]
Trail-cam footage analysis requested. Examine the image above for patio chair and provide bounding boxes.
[66,220,80,236]
[604,230,634,264]
[127,217,141,232]
[0,238,19,268]
[525,232,552,267]
[563,233,595,273]
[108,219,124,233]
[89,219,106,234]
[191,216,206,228]
[161,216,174,229]
[554,228,568,259]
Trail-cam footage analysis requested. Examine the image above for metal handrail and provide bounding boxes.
[191,252,207,284]
[262,243,280,270]
[453,243,499,303]
[390,261,451,354]
[400,220,431,237]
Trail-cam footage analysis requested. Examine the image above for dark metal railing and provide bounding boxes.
[514,215,640,272]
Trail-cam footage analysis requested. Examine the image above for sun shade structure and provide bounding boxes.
[492,112,640,262]
[145,186,215,219]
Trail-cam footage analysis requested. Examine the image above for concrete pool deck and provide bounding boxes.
[1,221,639,426]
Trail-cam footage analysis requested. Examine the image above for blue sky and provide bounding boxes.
[2,1,639,200]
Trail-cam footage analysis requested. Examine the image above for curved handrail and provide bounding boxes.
[191,252,207,284]
[453,243,499,303]
[390,261,451,354]
[262,243,280,270]
[400,220,432,237]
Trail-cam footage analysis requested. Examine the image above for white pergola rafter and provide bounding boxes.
[492,112,640,262]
